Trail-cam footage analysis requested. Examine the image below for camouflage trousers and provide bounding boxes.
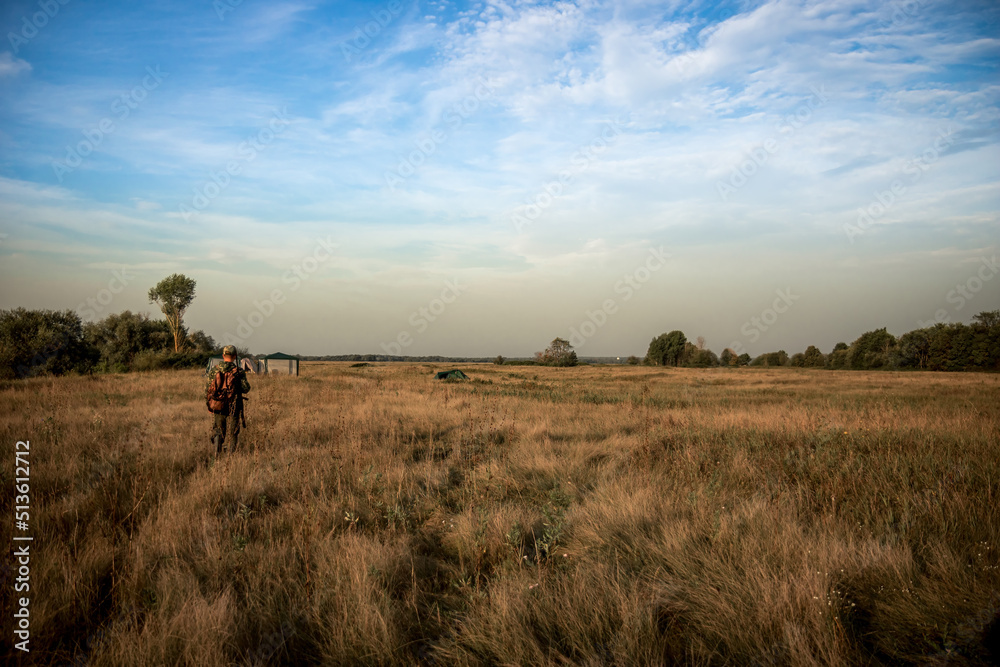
[211,401,243,454]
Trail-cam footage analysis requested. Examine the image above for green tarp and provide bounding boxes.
[434,370,469,380]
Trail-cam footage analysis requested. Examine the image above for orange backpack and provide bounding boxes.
[206,365,240,413]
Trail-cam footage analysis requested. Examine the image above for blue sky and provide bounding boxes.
[0,0,998,357]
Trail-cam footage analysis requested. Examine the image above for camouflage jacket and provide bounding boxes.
[205,361,251,398]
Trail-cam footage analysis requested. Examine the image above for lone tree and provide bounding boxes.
[148,274,197,352]
[537,337,578,366]
[646,330,687,366]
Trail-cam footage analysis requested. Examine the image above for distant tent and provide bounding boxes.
[260,352,299,376]
[207,356,260,374]
[434,369,469,380]
[239,357,260,374]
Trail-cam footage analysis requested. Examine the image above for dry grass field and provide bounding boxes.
[2,363,999,665]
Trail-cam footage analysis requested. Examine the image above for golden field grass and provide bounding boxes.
[1,363,999,666]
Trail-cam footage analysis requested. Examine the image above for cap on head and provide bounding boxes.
[222,345,237,357]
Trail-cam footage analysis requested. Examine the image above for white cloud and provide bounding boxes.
[0,52,30,78]
[237,2,316,44]
[0,176,75,202]
[1,0,997,353]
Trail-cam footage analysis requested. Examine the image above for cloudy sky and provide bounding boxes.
[0,0,997,357]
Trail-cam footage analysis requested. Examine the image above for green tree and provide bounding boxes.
[187,330,217,354]
[691,349,719,367]
[751,350,789,367]
[679,342,698,366]
[494,355,506,365]
[802,345,826,367]
[537,338,578,366]
[646,330,687,366]
[682,343,718,367]
[827,342,849,369]
[0,308,97,379]
[84,310,168,371]
[86,311,213,372]
[926,324,953,371]
[848,328,896,369]
[897,329,931,369]
[973,310,1000,328]
[945,323,976,371]
[970,310,1000,370]
[626,355,640,365]
[148,274,197,352]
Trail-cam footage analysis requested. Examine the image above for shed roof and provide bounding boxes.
[262,352,299,360]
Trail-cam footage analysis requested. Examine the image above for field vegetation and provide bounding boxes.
[2,363,998,665]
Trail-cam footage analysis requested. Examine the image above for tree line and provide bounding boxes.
[0,274,217,380]
[643,310,1000,372]
[2,273,997,379]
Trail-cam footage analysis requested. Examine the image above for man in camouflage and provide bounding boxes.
[206,345,251,455]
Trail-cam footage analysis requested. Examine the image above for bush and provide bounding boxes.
[85,311,171,371]
[0,308,97,379]
[83,310,218,373]
[131,350,211,372]
[535,338,578,367]
[686,348,719,368]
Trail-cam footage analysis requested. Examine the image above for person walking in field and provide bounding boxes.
[206,345,251,455]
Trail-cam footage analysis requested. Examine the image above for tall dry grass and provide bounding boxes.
[1,364,998,665]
